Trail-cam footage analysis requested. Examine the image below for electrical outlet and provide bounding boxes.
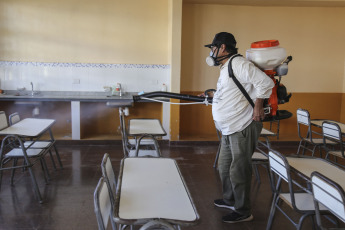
[73,79,80,84]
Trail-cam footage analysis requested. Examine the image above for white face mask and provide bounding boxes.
[206,50,218,67]
[206,47,231,67]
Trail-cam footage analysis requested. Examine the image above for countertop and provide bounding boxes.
[0,90,135,103]
[0,90,169,107]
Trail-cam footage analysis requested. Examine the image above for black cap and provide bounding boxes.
[205,32,237,49]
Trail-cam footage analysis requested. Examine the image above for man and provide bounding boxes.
[204,32,274,223]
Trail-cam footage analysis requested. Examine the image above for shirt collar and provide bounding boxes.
[219,54,239,70]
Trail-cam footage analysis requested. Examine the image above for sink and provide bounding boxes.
[0,91,43,97]
[31,91,42,97]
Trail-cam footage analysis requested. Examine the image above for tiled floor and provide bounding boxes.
[0,141,341,230]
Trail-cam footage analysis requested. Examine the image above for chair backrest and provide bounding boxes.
[311,171,345,224]
[296,108,315,141]
[0,111,8,130]
[94,177,116,230]
[269,150,304,210]
[101,153,116,205]
[268,150,289,182]
[9,112,21,126]
[296,108,310,126]
[322,121,342,142]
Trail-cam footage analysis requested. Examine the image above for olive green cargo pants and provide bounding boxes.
[218,121,263,216]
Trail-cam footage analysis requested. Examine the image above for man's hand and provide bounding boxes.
[253,98,265,121]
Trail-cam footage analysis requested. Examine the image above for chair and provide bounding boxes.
[8,112,63,170]
[101,153,116,205]
[119,108,161,157]
[138,220,175,230]
[322,121,345,168]
[8,112,21,126]
[252,150,270,185]
[268,119,280,139]
[1,111,51,184]
[119,108,156,148]
[0,111,8,130]
[94,177,117,230]
[266,150,329,230]
[0,135,48,203]
[311,171,345,229]
[296,108,334,157]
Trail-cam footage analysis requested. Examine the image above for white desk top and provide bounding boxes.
[0,118,55,137]
[287,157,345,190]
[311,119,345,134]
[117,158,198,222]
[128,119,166,136]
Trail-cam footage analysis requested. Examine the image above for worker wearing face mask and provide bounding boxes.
[204,32,274,223]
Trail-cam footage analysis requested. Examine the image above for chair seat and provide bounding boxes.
[128,149,160,157]
[328,150,345,158]
[260,128,276,136]
[128,139,155,146]
[252,152,268,161]
[24,141,52,148]
[303,138,336,144]
[5,148,44,157]
[279,193,327,211]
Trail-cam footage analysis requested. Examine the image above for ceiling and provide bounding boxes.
[183,0,345,7]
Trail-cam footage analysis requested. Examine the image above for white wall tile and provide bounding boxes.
[0,61,170,93]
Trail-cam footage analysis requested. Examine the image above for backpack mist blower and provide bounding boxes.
[133,40,293,122]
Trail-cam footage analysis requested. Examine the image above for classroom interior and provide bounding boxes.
[1,0,345,229]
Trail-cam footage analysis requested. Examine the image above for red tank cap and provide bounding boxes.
[251,40,279,48]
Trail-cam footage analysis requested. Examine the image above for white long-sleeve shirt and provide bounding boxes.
[212,55,274,135]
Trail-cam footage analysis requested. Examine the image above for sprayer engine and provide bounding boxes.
[246,40,292,120]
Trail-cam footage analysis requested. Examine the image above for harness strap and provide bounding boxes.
[228,54,255,108]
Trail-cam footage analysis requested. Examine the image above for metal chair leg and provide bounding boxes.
[253,164,261,183]
[27,164,43,203]
[296,140,304,155]
[49,129,63,169]
[40,157,50,184]
[266,193,279,230]
[53,145,63,169]
[213,143,221,168]
[10,158,18,185]
[48,150,57,170]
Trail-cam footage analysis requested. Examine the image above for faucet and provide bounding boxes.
[118,83,122,97]
[30,82,34,96]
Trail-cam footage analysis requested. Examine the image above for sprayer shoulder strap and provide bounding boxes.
[228,54,255,108]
